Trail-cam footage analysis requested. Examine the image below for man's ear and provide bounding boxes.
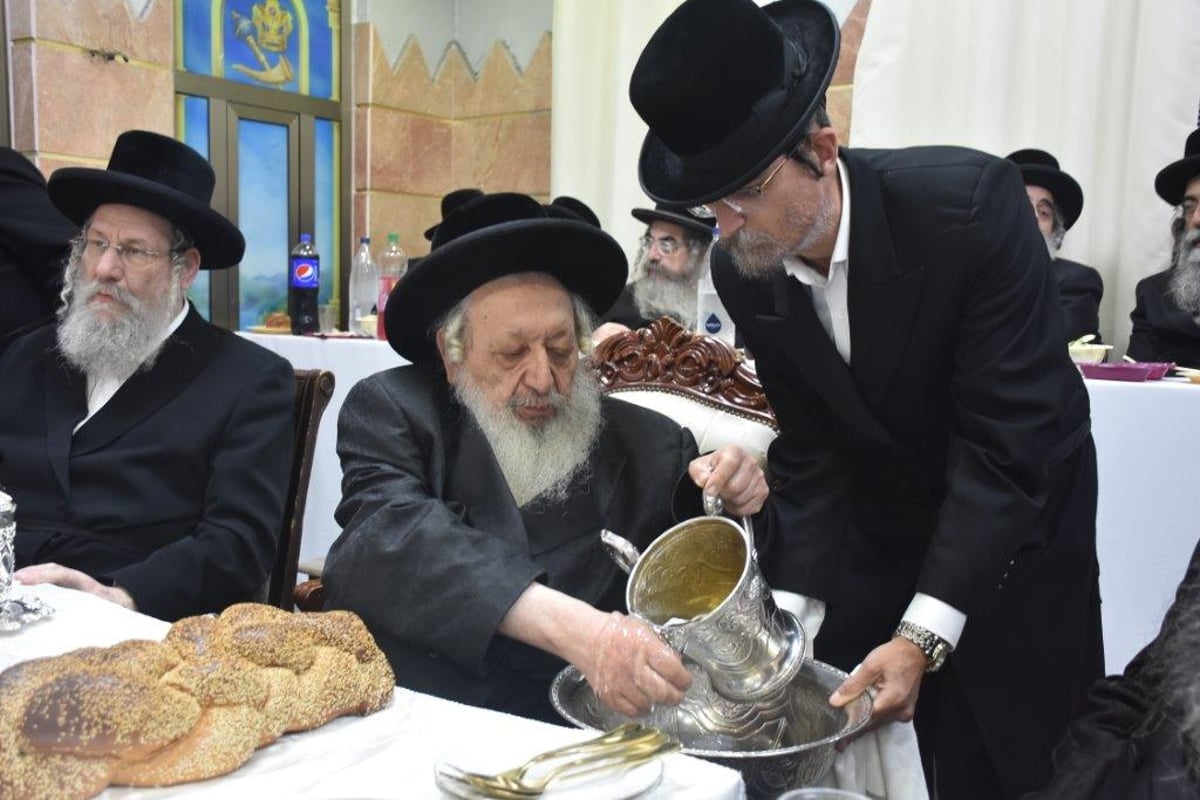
[436,327,459,384]
[811,126,840,175]
[178,248,202,290]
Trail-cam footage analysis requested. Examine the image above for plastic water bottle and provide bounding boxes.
[349,236,379,330]
[696,237,735,347]
[376,233,408,340]
[288,233,320,335]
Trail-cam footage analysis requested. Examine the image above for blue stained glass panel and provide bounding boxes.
[178,95,212,320]
[236,119,290,330]
[178,0,213,75]
[314,118,337,308]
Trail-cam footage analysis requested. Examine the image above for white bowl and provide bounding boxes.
[1068,343,1109,364]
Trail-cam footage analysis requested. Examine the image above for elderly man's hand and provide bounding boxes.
[592,322,632,345]
[15,563,136,611]
[688,445,768,516]
[578,610,692,717]
[828,636,926,747]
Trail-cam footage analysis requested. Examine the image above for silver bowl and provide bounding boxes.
[550,659,872,799]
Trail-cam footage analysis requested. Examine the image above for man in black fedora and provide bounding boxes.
[630,1,1102,797]
[1007,148,1104,343]
[322,192,767,722]
[1128,127,1200,365]
[1,130,294,622]
[596,204,716,340]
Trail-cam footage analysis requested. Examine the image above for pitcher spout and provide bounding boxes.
[600,529,640,574]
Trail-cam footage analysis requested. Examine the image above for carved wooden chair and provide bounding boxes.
[593,317,778,458]
[268,369,334,611]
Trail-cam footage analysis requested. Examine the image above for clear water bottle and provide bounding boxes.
[349,236,379,330]
[288,233,320,335]
[696,238,735,346]
[376,233,408,340]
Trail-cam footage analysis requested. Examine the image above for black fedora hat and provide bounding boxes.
[1006,149,1084,231]
[47,130,244,270]
[631,203,716,238]
[386,193,627,366]
[544,195,601,228]
[423,187,484,241]
[1155,128,1200,206]
[630,0,839,206]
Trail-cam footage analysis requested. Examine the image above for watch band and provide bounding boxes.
[894,620,952,672]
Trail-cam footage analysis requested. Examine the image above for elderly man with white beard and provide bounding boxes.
[1128,127,1200,366]
[595,204,716,341]
[0,130,294,621]
[323,193,768,723]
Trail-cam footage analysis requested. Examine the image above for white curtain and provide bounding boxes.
[850,0,1200,353]
[550,0,682,264]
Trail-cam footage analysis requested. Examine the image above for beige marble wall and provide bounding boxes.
[8,0,175,177]
[354,23,552,256]
[830,0,872,145]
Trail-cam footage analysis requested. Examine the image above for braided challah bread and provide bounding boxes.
[0,604,394,799]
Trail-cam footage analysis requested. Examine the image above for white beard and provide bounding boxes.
[1167,229,1200,316]
[56,257,183,382]
[454,365,603,509]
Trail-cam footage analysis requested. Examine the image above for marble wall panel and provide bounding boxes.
[17,0,172,66]
[450,112,551,195]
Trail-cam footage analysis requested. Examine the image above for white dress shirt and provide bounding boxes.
[779,158,966,650]
[75,302,190,433]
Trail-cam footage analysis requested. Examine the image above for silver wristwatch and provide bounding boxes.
[894,621,952,672]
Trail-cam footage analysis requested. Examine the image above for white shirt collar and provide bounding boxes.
[783,155,852,287]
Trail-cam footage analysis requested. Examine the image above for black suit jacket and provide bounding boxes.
[1053,258,1104,342]
[0,306,294,621]
[714,146,1102,795]
[1128,270,1200,366]
[323,366,699,721]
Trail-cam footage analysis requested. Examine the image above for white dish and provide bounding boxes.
[433,749,663,800]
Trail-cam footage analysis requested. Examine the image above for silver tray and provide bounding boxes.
[0,594,56,633]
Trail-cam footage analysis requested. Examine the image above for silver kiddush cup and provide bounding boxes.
[0,491,15,605]
[602,514,805,703]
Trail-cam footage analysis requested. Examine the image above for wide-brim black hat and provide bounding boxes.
[423,187,484,241]
[47,130,244,270]
[1155,128,1200,206]
[1006,148,1084,231]
[386,193,627,366]
[631,203,716,238]
[630,0,840,206]
[544,196,601,228]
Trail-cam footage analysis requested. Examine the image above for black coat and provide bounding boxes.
[324,366,700,721]
[1026,538,1200,800]
[1128,270,1200,366]
[1,306,295,621]
[1053,258,1104,342]
[714,146,1103,797]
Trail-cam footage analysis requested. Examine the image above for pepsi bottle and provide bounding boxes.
[288,233,320,335]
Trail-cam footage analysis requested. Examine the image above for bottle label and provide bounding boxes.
[290,257,320,289]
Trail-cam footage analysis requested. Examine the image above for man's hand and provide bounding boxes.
[688,445,768,516]
[14,563,136,611]
[498,584,691,717]
[592,322,632,344]
[829,636,926,745]
[576,611,692,717]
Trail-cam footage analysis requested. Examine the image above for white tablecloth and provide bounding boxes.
[1,584,745,800]
[1089,378,1200,673]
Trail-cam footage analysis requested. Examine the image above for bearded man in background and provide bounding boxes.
[323,192,767,723]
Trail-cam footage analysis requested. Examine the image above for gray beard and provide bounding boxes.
[1167,229,1200,316]
[56,257,183,382]
[631,272,699,328]
[1145,564,1200,778]
[454,365,603,509]
[1044,231,1061,258]
[720,199,836,280]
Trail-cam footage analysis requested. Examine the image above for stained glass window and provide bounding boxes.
[177,0,339,101]
[177,95,211,319]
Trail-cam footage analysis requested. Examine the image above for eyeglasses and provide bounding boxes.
[640,234,680,255]
[80,237,178,271]
[690,156,789,218]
